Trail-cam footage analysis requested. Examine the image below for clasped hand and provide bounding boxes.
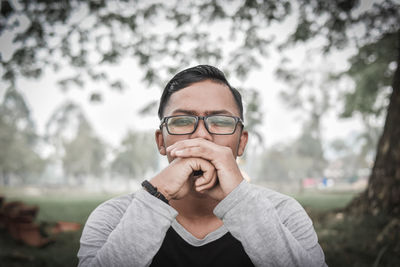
[151,138,244,201]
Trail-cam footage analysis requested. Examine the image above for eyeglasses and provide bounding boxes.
[160,115,244,135]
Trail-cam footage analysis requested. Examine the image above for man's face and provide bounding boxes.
[156,80,248,163]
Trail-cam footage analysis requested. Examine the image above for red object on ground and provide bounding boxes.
[51,221,81,234]
[0,196,81,247]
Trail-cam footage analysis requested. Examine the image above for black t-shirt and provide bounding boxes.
[150,227,255,267]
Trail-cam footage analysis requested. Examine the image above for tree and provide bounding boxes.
[44,101,106,184]
[0,88,44,184]
[329,137,371,182]
[111,130,158,179]
[286,0,400,218]
[255,118,327,186]
[295,121,327,178]
[62,118,106,184]
[45,101,85,157]
[256,144,315,182]
[1,0,399,217]
[1,0,269,136]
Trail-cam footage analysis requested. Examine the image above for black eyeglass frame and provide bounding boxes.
[159,115,244,135]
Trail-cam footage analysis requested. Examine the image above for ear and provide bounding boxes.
[237,129,248,157]
[155,129,166,155]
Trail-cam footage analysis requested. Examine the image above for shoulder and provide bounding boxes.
[85,193,134,228]
[97,193,134,212]
[246,182,301,207]
[247,183,310,223]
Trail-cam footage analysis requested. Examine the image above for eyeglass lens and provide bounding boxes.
[166,115,237,134]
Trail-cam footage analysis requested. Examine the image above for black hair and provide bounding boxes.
[158,65,244,120]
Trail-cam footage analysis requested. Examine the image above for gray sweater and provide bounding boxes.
[78,181,327,267]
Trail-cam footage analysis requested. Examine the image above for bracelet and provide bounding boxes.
[141,180,169,204]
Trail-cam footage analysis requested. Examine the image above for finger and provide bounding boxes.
[195,177,217,192]
[172,146,213,161]
[195,171,216,187]
[195,176,216,191]
[194,176,206,186]
[196,185,210,193]
[195,172,217,193]
[166,138,213,153]
[188,158,216,184]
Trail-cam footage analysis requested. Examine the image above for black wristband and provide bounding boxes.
[141,180,169,204]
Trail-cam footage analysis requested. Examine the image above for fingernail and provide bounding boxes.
[195,179,203,187]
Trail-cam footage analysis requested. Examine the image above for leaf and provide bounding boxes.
[0,0,13,18]
[89,92,102,102]
[139,100,157,115]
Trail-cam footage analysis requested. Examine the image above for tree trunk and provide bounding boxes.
[1,171,10,186]
[348,30,400,217]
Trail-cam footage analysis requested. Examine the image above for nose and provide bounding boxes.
[190,119,212,140]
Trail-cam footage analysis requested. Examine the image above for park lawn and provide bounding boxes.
[293,190,356,212]
[1,189,398,266]
[1,191,116,267]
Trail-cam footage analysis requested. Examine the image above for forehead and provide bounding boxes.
[164,80,239,116]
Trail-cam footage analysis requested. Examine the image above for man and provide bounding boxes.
[78,65,327,267]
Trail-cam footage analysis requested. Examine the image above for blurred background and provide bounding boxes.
[0,0,399,266]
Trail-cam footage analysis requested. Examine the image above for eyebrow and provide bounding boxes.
[171,109,234,116]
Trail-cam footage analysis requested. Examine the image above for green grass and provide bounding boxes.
[0,230,83,267]
[293,190,357,211]
[1,191,115,267]
[7,195,112,224]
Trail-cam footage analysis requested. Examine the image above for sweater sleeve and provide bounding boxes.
[77,189,178,267]
[213,181,327,267]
